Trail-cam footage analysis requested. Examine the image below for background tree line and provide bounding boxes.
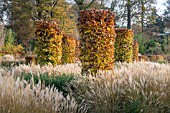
[0,0,170,55]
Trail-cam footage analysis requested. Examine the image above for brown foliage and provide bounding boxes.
[78,9,116,75]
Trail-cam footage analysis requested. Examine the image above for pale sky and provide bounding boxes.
[156,0,166,15]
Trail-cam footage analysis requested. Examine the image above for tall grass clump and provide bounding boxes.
[7,63,81,77]
[68,62,170,113]
[0,74,85,113]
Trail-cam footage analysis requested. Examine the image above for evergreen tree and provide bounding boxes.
[163,0,170,29]
[4,29,14,45]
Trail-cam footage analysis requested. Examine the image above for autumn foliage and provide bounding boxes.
[115,28,134,63]
[148,55,164,62]
[132,39,139,62]
[75,39,80,61]
[35,20,62,65]
[62,34,76,64]
[78,9,116,74]
[138,55,148,61]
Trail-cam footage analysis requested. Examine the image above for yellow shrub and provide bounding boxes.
[75,39,80,62]
[35,20,62,66]
[2,43,24,57]
[62,34,76,64]
[138,55,148,61]
[115,28,134,63]
[78,9,116,75]
[148,55,164,62]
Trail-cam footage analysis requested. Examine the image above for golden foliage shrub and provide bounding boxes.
[138,55,148,61]
[78,9,116,75]
[75,39,80,61]
[132,40,139,62]
[35,20,62,66]
[115,28,134,63]
[1,43,24,57]
[148,55,164,62]
[62,34,76,64]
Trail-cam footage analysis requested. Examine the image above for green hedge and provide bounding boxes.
[20,73,75,95]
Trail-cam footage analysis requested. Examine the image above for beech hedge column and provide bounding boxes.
[78,9,116,75]
[115,28,134,63]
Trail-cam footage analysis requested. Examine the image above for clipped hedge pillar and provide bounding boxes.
[78,9,116,75]
[132,39,139,62]
[115,28,134,63]
[62,34,76,64]
[35,20,62,65]
[75,39,80,62]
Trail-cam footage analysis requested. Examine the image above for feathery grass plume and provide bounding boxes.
[62,34,76,64]
[35,20,62,66]
[115,28,134,63]
[0,75,84,113]
[132,39,139,62]
[68,62,170,113]
[5,63,81,78]
[78,9,116,75]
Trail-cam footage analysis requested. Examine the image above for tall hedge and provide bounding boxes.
[62,34,76,64]
[115,28,134,63]
[35,20,62,65]
[133,39,139,62]
[78,9,116,75]
[75,39,80,62]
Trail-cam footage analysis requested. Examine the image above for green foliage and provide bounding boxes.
[134,33,146,54]
[55,0,78,35]
[4,29,15,45]
[0,60,25,70]
[2,43,24,56]
[145,39,162,55]
[29,39,36,51]
[62,34,76,64]
[115,28,134,63]
[20,73,75,95]
[78,9,116,75]
[35,20,62,66]
[74,0,97,10]
[135,33,170,55]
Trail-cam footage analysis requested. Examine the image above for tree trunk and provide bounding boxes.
[127,0,131,29]
[141,0,144,32]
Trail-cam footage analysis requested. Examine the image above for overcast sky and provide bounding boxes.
[156,0,166,15]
